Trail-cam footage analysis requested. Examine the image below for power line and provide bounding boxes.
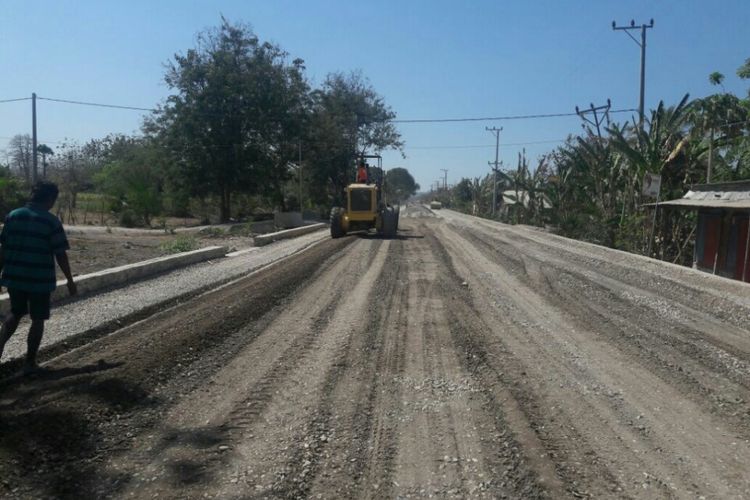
[37,96,157,112]
[409,143,495,150]
[0,97,31,104]
[5,93,744,152]
[11,94,640,124]
[9,93,749,132]
[392,109,637,123]
[408,138,566,150]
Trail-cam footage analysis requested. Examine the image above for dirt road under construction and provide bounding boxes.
[1,205,750,499]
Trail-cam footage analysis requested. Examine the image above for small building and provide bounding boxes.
[500,189,552,218]
[659,181,750,282]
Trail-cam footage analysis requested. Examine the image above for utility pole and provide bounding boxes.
[440,169,448,191]
[612,19,654,129]
[486,126,502,216]
[32,92,38,183]
[298,141,303,213]
[575,99,612,139]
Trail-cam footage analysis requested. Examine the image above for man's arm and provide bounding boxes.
[55,251,77,296]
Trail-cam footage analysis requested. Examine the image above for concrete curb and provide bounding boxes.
[254,223,327,246]
[0,245,228,314]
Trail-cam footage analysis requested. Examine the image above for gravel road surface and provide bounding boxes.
[1,206,748,499]
[0,229,328,363]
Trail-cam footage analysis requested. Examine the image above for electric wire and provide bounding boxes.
[13,95,644,124]
[0,97,32,104]
[2,96,746,153]
[391,109,638,123]
[37,97,156,112]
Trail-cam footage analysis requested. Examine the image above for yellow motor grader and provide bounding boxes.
[330,155,399,239]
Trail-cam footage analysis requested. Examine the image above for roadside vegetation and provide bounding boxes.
[436,58,750,265]
[0,19,413,227]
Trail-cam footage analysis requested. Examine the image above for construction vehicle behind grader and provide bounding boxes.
[330,155,399,239]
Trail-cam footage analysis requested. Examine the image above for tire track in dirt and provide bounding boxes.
[465,214,750,328]
[304,237,408,499]
[424,227,592,499]
[0,237,356,499]
[104,237,385,498]
[390,231,553,499]
[435,221,677,497]
[435,218,750,498]
[457,222,750,435]
[190,238,395,499]
[6,208,750,499]
[305,222,556,499]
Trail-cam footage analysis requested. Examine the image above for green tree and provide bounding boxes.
[48,139,107,223]
[451,178,473,211]
[608,94,693,187]
[95,136,164,226]
[690,93,747,181]
[384,167,419,203]
[0,166,26,219]
[608,95,700,258]
[304,72,404,205]
[709,71,725,89]
[737,57,750,82]
[36,144,54,179]
[149,19,310,221]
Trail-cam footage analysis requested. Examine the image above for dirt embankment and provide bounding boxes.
[1,208,749,499]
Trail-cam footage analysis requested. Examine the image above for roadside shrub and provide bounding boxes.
[232,194,260,220]
[159,235,199,254]
[228,223,255,237]
[119,209,138,228]
[0,172,26,219]
[198,227,225,238]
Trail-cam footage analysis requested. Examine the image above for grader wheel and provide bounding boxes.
[382,206,397,239]
[330,207,346,238]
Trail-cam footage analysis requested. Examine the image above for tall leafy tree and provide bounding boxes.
[384,167,419,203]
[95,135,165,226]
[36,144,54,179]
[689,72,748,182]
[47,139,107,222]
[737,57,750,85]
[149,19,309,221]
[304,72,404,205]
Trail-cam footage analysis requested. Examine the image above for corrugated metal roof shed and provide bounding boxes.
[658,181,750,210]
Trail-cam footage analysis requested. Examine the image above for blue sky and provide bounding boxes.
[1,0,748,190]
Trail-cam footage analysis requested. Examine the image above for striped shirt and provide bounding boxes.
[0,204,70,293]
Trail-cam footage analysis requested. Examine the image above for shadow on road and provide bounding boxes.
[0,361,156,499]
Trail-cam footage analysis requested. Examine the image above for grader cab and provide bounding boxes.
[329,155,399,239]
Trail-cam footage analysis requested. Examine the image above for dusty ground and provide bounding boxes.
[60,221,278,279]
[1,205,749,499]
[65,233,176,278]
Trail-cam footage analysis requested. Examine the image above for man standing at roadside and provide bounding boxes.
[0,181,77,374]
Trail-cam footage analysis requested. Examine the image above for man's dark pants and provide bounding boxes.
[9,289,51,321]
[0,289,51,369]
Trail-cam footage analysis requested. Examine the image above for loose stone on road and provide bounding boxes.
[1,206,749,499]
